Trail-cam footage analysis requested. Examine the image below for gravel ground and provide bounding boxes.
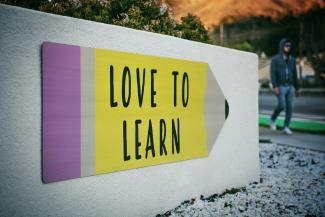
[157,143,325,217]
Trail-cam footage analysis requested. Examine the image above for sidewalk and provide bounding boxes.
[259,126,325,152]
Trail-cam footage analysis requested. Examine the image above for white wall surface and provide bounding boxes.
[0,4,259,217]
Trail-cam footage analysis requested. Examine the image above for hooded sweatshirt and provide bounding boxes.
[270,38,298,89]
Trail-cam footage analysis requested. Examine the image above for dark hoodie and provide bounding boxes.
[270,38,298,89]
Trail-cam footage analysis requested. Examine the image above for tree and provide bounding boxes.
[39,0,110,23]
[1,0,212,44]
[109,0,179,36]
[176,13,211,44]
[0,0,45,9]
[301,8,325,86]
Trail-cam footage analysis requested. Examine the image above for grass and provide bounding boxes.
[259,114,325,134]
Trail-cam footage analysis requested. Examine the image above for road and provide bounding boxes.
[259,93,325,152]
[259,94,325,121]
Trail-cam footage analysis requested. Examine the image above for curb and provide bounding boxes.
[259,114,325,134]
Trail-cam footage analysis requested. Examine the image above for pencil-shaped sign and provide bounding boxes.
[42,42,227,183]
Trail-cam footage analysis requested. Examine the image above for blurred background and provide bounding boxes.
[2,0,324,148]
[166,0,325,146]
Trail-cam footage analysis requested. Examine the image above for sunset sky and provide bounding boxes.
[165,0,325,27]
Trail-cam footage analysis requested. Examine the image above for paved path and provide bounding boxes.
[259,126,325,152]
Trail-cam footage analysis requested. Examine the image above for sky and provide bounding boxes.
[165,0,325,27]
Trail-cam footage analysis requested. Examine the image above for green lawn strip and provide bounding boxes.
[259,115,325,134]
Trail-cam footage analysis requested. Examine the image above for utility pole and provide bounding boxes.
[219,23,224,46]
[299,21,304,88]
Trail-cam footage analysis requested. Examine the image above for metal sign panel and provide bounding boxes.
[42,42,227,183]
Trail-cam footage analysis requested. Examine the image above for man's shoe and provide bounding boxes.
[283,127,293,135]
[270,119,277,131]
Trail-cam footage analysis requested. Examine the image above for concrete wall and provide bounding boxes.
[0,4,259,217]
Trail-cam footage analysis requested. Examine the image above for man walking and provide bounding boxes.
[270,38,300,135]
